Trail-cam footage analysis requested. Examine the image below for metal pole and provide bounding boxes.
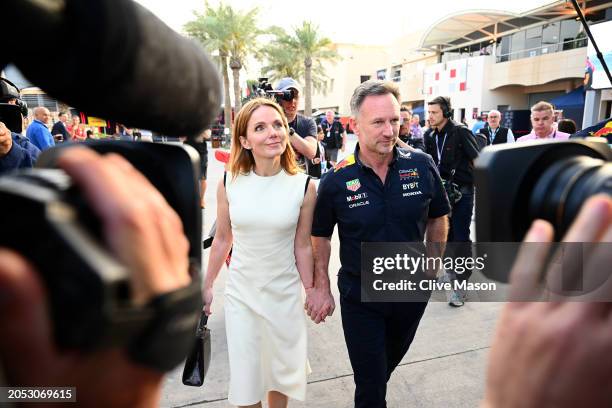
[571,0,612,87]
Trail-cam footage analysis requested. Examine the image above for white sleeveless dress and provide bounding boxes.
[224,169,310,405]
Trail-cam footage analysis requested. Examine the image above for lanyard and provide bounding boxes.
[490,127,498,144]
[435,132,447,167]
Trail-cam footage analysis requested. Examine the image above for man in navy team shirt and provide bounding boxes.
[308,80,449,408]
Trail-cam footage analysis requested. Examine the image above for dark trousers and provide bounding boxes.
[338,273,428,408]
[448,184,474,281]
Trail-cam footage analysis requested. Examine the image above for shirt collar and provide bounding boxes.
[354,143,399,170]
[434,120,453,136]
[529,128,555,138]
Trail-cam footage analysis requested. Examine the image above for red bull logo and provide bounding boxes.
[334,154,356,172]
[593,121,612,137]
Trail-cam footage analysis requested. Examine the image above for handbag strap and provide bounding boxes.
[198,312,208,330]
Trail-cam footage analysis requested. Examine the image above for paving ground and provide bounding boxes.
[161,137,506,408]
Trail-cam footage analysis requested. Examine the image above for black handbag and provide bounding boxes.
[181,312,211,387]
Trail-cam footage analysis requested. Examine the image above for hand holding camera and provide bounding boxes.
[0,122,12,156]
[484,194,612,408]
[0,147,193,406]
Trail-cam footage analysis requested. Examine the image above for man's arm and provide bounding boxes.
[426,215,448,243]
[425,215,448,277]
[0,125,35,172]
[290,117,318,160]
[290,133,317,160]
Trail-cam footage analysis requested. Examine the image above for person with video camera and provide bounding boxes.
[0,147,194,407]
[424,96,480,307]
[274,78,318,170]
[203,97,316,407]
[0,78,41,173]
[483,193,612,408]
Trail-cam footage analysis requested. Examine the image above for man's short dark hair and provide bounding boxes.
[58,111,67,116]
[350,80,400,116]
[428,96,452,118]
[428,96,451,109]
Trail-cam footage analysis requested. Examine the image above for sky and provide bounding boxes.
[134,0,558,46]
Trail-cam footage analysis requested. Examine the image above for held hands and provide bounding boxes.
[304,286,335,324]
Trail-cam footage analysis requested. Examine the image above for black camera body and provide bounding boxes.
[474,139,611,283]
[475,139,612,242]
[0,103,23,134]
[0,142,203,369]
[253,77,295,102]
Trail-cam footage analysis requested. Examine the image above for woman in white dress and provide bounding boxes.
[203,98,317,408]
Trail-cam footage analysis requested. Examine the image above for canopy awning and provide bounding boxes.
[419,0,611,53]
[550,86,585,108]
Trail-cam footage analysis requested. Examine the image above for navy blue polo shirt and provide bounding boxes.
[312,144,450,277]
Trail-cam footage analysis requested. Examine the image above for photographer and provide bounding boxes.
[0,79,41,173]
[274,78,317,169]
[0,147,193,407]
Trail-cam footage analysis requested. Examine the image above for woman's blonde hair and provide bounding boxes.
[229,97,299,177]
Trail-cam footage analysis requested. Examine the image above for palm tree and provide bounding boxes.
[185,4,232,135]
[225,6,261,113]
[261,44,303,82]
[185,3,261,130]
[278,22,339,117]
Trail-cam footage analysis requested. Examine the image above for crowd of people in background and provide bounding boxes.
[2,69,612,408]
[21,107,149,152]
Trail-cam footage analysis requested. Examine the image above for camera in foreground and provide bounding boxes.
[0,142,204,370]
[474,139,611,282]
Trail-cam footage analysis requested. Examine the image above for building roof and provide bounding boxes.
[419,0,612,52]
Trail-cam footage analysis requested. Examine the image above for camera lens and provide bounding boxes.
[529,156,612,238]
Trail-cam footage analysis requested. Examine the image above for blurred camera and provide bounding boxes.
[0,142,203,369]
[0,103,23,133]
[475,139,611,242]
